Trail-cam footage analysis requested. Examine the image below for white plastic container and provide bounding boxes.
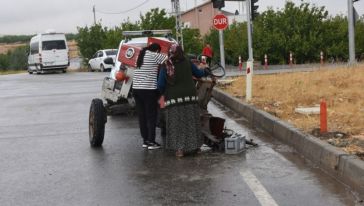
[224,134,246,154]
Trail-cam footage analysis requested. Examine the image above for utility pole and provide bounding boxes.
[212,0,226,69]
[218,9,226,70]
[246,0,253,61]
[171,0,184,49]
[348,0,356,65]
[246,0,253,101]
[195,0,198,28]
[93,5,96,25]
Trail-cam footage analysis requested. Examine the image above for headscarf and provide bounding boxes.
[165,44,185,78]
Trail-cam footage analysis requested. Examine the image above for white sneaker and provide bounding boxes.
[142,142,149,148]
[148,142,161,150]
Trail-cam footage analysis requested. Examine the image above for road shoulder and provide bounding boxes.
[212,87,364,201]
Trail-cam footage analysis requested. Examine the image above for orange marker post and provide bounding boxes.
[320,99,327,134]
[264,54,268,69]
[238,55,242,71]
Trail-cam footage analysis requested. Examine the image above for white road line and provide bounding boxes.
[240,169,279,206]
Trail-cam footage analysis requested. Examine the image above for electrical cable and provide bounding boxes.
[96,0,150,14]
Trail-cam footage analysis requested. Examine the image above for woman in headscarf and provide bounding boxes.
[133,43,168,150]
[158,44,210,157]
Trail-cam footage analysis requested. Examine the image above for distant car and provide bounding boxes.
[88,49,117,72]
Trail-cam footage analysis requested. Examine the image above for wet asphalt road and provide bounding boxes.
[0,72,360,206]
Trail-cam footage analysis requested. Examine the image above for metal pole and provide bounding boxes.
[172,0,184,49]
[218,10,226,70]
[93,5,96,25]
[348,0,356,65]
[246,0,253,61]
[180,29,184,50]
[195,0,198,28]
[179,7,184,50]
[246,0,253,101]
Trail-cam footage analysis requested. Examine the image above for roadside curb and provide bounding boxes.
[212,87,364,200]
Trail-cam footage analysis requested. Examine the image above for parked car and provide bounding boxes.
[27,32,69,74]
[88,49,117,72]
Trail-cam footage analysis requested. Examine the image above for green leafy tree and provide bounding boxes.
[253,9,286,64]
[323,15,348,62]
[0,35,32,43]
[203,29,219,61]
[355,16,364,60]
[104,26,123,49]
[120,18,140,31]
[203,1,364,65]
[65,33,78,41]
[224,22,248,65]
[203,22,248,65]
[0,54,10,70]
[181,28,203,56]
[0,46,28,70]
[8,46,28,70]
[253,2,328,64]
[139,8,175,30]
[76,23,107,60]
[76,8,175,63]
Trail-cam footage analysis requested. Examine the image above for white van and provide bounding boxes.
[27,32,69,74]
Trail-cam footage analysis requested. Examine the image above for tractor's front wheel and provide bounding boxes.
[89,98,107,147]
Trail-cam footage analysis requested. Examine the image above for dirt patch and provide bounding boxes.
[0,43,26,54]
[220,65,364,160]
[67,40,80,58]
[0,41,79,58]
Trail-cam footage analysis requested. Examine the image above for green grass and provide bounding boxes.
[0,70,26,75]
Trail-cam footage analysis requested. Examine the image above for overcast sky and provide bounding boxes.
[1,0,364,35]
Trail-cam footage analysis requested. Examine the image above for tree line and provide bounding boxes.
[0,34,77,44]
[77,2,364,66]
[1,1,364,70]
[0,46,28,70]
[209,2,364,65]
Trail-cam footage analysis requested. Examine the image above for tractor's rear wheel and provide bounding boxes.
[89,98,107,147]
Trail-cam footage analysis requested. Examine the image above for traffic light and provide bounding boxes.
[212,0,225,9]
[251,0,259,20]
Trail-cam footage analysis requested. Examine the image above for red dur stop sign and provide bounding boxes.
[213,14,228,30]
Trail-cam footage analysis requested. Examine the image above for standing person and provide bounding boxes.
[158,44,210,157]
[133,43,168,150]
[202,43,213,66]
